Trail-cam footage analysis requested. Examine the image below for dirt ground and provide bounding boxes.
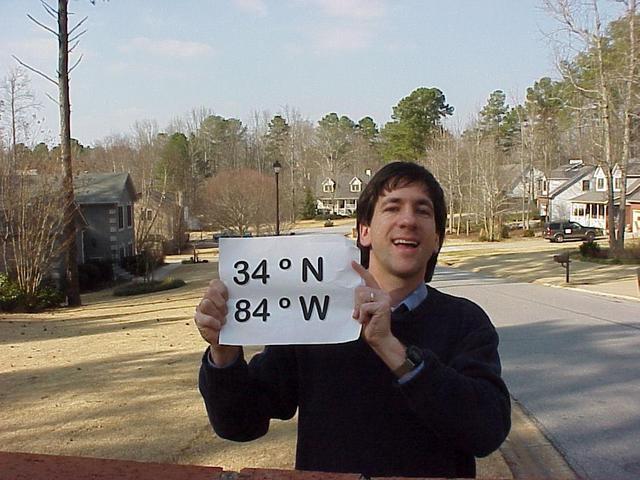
[0,250,513,477]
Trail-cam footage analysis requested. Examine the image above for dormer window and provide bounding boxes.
[614,177,621,191]
[322,179,335,193]
[582,180,590,191]
[349,177,362,193]
[596,178,605,190]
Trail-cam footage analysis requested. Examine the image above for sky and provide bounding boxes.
[0,0,621,147]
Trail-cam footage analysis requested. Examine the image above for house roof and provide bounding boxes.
[570,179,640,204]
[570,191,607,203]
[317,173,370,200]
[548,164,595,198]
[74,173,137,204]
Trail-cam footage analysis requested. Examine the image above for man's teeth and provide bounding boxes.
[393,240,418,246]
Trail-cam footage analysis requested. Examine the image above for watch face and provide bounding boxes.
[406,345,423,365]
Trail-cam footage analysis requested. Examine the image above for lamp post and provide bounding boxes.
[273,160,281,236]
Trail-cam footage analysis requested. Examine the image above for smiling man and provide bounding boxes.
[195,161,511,478]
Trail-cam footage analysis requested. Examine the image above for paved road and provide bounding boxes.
[431,267,640,480]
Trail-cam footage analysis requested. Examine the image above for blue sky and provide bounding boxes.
[0,0,609,146]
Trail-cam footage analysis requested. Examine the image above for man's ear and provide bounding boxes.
[359,223,371,248]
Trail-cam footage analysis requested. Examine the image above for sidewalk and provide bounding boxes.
[439,237,639,302]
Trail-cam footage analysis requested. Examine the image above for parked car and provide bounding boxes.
[543,221,602,243]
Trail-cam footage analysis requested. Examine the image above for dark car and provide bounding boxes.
[543,221,602,243]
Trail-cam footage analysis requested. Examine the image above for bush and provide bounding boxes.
[579,240,602,258]
[500,225,510,239]
[522,229,535,237]
[121,250,165,277]
[113,277,186,297]
[0,274,23,311]
[0,274,64,312]
[78,260,114,292]
[324,219,334,227]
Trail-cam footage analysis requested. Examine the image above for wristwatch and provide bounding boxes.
[393,345,423,378]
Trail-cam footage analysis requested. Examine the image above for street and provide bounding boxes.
[432,267,640,480]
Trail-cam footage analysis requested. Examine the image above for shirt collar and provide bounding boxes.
[393,282,428,312]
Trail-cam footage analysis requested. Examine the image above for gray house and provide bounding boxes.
[316,171,372,216]
[74,172,138,263]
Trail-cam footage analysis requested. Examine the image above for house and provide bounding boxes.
[499,163,546,212]
[135,190,190,254]
[569,160,640,234]
[1,171,137,286]
[316,171,371,216]
[539,159,596,221]
[74,172,138,263]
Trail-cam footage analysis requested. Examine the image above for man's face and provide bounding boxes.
[359,182,440,286]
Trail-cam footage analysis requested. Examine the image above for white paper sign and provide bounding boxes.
[219,234,361,346]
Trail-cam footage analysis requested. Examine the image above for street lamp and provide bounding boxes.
[273,160,282,236]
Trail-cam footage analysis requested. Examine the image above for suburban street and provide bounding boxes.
[432,267,640,480]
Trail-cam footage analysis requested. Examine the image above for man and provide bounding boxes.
[195,161,510,478]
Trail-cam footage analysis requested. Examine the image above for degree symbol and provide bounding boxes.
[279,258,292,270]
[279,297,291,309]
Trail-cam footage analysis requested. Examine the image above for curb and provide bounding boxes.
[501,399,578,479]
[542,282,640,303]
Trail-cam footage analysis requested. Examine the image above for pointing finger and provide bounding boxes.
[351,261,380,289]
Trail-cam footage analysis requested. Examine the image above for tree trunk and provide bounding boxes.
[616,0,636,253]
[58,0,81,306]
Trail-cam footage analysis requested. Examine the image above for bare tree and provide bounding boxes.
[13,0,101,305]
[197,168,285,236]
[0,67,41,169]
[543,0,637,252]
[0,168,69,297]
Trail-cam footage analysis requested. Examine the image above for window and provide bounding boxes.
[614,177,621,190]
[323,183,334,193]
[126,205,132,227]
[144,208,153,221]
[582,180,590,191]
[118,206,124,229]
[596,178,605,190]
[350,183,361,192]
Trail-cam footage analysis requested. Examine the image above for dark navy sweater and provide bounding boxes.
[199,286,511,478]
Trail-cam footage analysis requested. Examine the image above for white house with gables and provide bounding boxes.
[317,171,371,216]
[539,159,596,221]
[569,160,640,235]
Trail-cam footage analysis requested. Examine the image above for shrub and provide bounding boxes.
[0,275,64,312]
[523,229,535,237]
[579,240,601,258]
[500,225,510,239]
[324,219,334,227]
[121,250,165,277]
[113,277,186,297]
[0,274,23,312]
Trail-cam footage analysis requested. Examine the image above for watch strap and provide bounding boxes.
[393,345,423,378]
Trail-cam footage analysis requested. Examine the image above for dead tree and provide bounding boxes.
[14,0,102,305]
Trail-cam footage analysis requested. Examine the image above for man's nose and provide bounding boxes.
[397,208,417,227]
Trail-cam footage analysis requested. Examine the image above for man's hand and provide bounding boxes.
[194,279,241,367]
[351,261,394,348]
[352,261,407,374]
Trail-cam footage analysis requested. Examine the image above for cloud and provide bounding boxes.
[123,37,214,58]
[233,0,268,16]
[305,0,385,20]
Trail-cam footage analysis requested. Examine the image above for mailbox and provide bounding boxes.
[553,252,571,282]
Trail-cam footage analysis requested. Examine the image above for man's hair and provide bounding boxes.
[356,161,447,282]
